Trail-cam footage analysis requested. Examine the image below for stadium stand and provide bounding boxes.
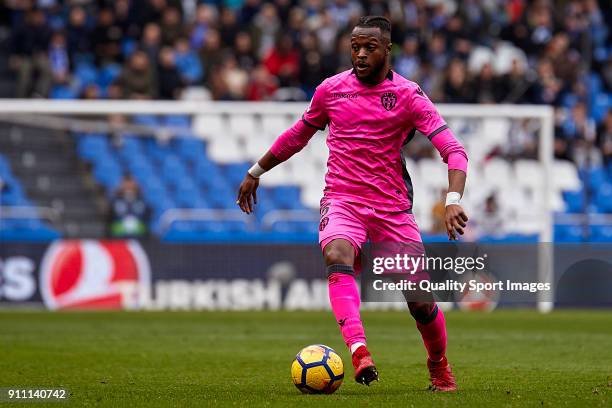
[0,1,610,242]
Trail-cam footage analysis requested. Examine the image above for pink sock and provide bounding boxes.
[327,267,366,351]
[416,305,447,362]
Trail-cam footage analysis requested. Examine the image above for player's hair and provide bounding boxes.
[355,16,391,38]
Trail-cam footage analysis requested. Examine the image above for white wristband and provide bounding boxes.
[248,163,266,178]
[445,192,461,207]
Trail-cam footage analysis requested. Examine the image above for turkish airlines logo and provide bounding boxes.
[40,240,151,310]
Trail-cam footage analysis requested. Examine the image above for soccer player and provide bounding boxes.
[236,16,468,392]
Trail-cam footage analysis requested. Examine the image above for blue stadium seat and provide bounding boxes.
[581,166,608,191]
[194,160,223,183]
[141,178,167,204]
[164,115,191,129]
[77,133,110,162]
[150,196,176,214]
[0,154,8,167]
[50,85,78,99]
[173,137,207,163]
[563,190,584,213]
[161,155,189,187]
[118,136,144,159]
[554,224,585,242]
[595,183,612,212]
[133,115,159,128]
[74,63,98,87]
[205,189,234,209]
[93,159,123,191]
[590,225,612,242]
[175,180,207,208]
[145,139,174,164]
[222,163,250,187]
[97,63,122,88]
[272,186,303,210]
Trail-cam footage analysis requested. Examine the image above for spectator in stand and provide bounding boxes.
[161,6,183,46]
[174,36,203,85]
[263,33,299,87]
[109,175,149,238]
[430,189,447,235]
[157,46,183,99]
[563,102,600,168]
[190,4,216,51]
[328,0,362,29]
[117,50,157,98]
[92,7,123,65]
[247,65,278,101]
[11,8,52,97]
[219,54,248,100]
[113,0,136,38]
[252,2,281,58]
[49,31,70,86]
[234,31,258,73]
[298,32,324,97]
[476,193,505,238]
[598,110,612,166]
[81,84,101,99]
[199,29,224,85]
[394,36,420,81]
[219,7,240,48]
[141,23,162,70]
[532,58,563,105]
[239,0,262,27]
[66,6,92,62]
[472,63,501,104]
[441,58,473,103]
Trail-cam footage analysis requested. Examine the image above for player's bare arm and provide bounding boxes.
[236,150,281,214]
[446,169,468,241]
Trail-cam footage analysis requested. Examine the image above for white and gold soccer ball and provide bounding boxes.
[291,344,344,394]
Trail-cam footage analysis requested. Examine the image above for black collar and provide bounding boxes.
[350,68,394,82]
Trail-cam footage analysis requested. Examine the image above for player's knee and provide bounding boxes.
[323,242,354,266]
[408,302,435,323]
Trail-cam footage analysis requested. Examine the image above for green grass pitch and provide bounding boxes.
[1,310,611,407]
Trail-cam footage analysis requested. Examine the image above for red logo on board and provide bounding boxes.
[39,240,151,310]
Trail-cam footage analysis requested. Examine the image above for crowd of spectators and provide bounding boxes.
[2,0,610,166]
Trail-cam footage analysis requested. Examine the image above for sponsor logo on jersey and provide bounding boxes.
[332,92,359,99]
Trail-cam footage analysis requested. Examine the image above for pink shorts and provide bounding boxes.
[318,197,422,254]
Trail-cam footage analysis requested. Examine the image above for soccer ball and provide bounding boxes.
[291,344,344,394]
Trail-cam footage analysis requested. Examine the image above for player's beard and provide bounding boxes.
[354,58,388,84]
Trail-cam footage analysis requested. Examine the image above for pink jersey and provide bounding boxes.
[271,69,468,212]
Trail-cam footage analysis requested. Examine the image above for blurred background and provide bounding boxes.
[0,0,610,310]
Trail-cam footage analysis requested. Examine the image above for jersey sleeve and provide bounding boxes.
[407,85,448,139]
[407,85,468,173]
[301,81,329,130]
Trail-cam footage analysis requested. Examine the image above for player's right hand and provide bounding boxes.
[236,173,259,214]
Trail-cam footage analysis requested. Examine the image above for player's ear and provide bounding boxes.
[386,41,392,55]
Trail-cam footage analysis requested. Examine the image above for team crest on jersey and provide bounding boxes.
[381,92,397,111]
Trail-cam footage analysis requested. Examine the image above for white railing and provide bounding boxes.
[0,206,60,223]
[260,210,320,230]
[157,208,254,234]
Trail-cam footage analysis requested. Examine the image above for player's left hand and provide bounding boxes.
[445,205,468,241]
